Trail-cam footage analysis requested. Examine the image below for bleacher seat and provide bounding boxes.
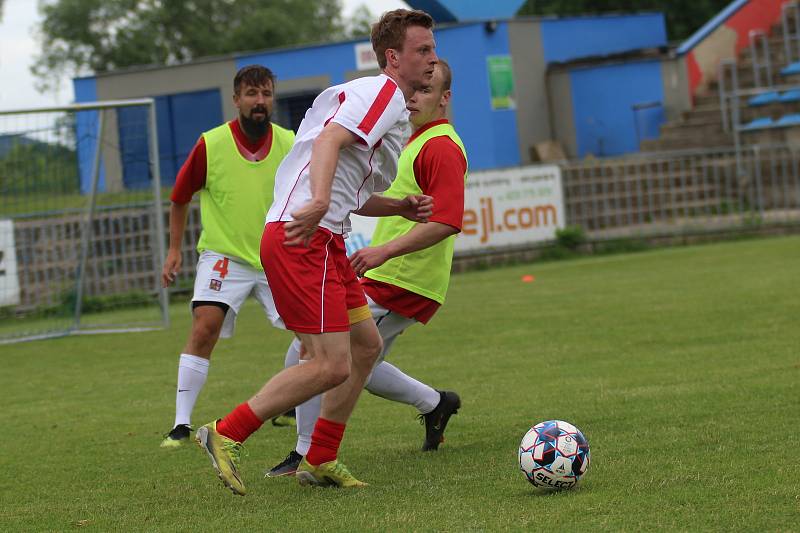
[776,113,800,126]
[781,62,800,76]
[748,91,781,106]
[741,117,775,130]
[778,89,800,102]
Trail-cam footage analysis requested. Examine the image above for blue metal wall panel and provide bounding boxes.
[117,89,222,188]
[237,41,357,86]
[569,60,665,157]
[116,105,150,189]
[540,14,667,65]
[73,77,106,193]
[239,23,519,170]
[154,96,175,184]
[435,23,519,169]
[168,89,223,182]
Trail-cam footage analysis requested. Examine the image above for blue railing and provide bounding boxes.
[677,0,750,55]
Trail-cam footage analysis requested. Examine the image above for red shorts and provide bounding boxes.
[261,222,368,334]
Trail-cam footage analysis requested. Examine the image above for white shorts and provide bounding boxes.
[366,295,418,363]
[192,250,284,338]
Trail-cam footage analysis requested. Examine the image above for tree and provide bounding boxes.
[517,0,732,41]
[0,139,78,195]
[32,0,352,92]
[346,4,375,38]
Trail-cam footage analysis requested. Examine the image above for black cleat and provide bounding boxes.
[160,424,192,448]
[265,450,303,478]
[419,390,461,451]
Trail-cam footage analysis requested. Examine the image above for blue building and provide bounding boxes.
[73,9,686,192]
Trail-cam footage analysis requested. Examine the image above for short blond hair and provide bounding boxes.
[437,59,452,92]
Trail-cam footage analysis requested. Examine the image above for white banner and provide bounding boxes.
[0,219,20,306]
[354,42,379,71]
[348,164,564,254]
[457,164,564,251]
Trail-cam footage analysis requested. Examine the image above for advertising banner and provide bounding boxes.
[348,164,564,254]
[487,55,516,110]
[456,164,563,251]
[0,219,20,306]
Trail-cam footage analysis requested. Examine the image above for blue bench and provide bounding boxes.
[748,91,781,106]
[739,114,800,131]
[781,62,800,76]
[776,113,800,126]
[779,89,800,102]
[741,117,774,130]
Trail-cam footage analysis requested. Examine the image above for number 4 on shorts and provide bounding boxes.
[213,257,230,279]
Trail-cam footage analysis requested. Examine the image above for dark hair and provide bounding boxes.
[371,9,434,69]
[437,59,452,92]
[234,65,276,95]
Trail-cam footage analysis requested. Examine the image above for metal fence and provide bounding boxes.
[561,143,800,239]
[0,99,169,344]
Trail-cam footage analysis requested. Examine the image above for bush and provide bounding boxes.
[555,225,586,250]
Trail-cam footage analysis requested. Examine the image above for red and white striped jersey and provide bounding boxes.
[267,74,409,234]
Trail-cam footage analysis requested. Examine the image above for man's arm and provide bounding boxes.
[284,122,360,246]
[161,136,206,287]
[354,193,433,221]
[161,202,191,287]
[349,221,458,277]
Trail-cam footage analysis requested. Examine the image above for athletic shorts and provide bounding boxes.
[261,222,369,334]
[192,250,283,338]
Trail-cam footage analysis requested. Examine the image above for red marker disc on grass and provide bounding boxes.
[521,275,535,283]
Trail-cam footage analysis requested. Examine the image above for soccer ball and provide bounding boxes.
[518,420,590,490]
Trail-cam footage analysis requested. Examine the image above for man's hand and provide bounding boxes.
[284,199,329,246]
[350,245,392,277]
[399,194,433,222]
[161,249,182,287]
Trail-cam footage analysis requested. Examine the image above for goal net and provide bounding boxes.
[0,99,169,344]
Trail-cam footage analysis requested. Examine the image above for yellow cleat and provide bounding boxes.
[295,457,368,488]
[195,421,246,496]
[270,413,297,427]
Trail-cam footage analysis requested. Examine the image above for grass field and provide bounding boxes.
[2,236,799,531]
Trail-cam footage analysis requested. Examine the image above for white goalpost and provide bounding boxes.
[0,99,170,343]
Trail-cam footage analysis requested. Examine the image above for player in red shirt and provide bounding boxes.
[268,60,468,477]
[159,66,294,448]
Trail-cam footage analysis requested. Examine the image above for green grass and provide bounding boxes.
[1,236,799,531]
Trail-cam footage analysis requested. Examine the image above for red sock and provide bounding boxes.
[216,402,263,443]
[305,417,346,466]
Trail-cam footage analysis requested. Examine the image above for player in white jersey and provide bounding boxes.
[195,9,439,495]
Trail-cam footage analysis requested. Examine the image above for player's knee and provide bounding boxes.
[320,358,350,388]
[353,334,382,366]
[190,320,221,350]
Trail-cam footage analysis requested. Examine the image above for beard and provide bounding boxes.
[240,107,270,138]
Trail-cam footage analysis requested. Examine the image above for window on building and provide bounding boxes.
[274,92,320,132]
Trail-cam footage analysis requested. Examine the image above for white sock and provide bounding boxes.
[284,338,320,456]
[366,361,440,414]
[294,358,321,456]
[285,337,302,367]
[173,353,209,428]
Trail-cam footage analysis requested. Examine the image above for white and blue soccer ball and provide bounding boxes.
[518,420,590,490]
